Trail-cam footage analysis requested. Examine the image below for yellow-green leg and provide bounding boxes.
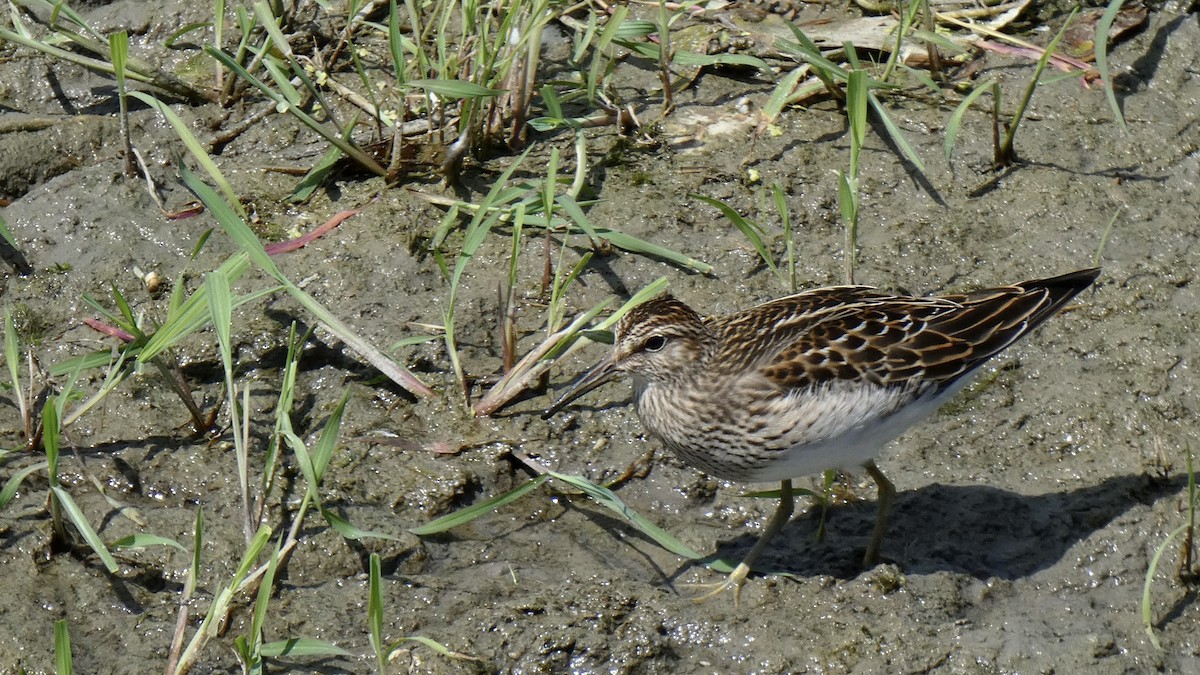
[694,479,794,606]
[863,459,895,567]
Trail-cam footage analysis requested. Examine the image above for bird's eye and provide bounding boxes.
[644,335,668,352]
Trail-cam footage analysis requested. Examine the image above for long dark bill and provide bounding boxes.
[541,355,620,419]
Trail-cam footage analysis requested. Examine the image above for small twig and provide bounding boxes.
[131,148,167,213]
[209,101,276,153]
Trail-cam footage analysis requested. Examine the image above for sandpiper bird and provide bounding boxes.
[543,268,1099,601]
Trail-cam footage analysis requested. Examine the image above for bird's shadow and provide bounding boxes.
[571,472,1179,585]
[707,472,1178,582]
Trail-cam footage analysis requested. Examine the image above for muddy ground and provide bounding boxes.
[2,0,1200,673]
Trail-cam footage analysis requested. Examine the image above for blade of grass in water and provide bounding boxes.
[410,476,550,535]
[545,470,735,573]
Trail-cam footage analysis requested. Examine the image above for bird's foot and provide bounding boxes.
[689,562,752,606]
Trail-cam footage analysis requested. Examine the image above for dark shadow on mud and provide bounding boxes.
[695,472,1181,582]
[565,472,1182,589]
[1122,12,1188,98]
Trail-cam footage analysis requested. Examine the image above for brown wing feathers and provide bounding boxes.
[755,269,1098,392]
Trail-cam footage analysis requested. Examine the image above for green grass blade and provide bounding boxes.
[259,639,353,658]
[0,212,18,251]
[110,31,129,172]
[1094,0,1128,131]
[184,164,281,280]
[838,170,858,284]
[4,311,21,414]
[771,183,797,292]
[591,227,712,274]
[410,476,550,535]
[867,91,926,174]
[1001,7,1079,161]
[594,277,671,332]
[0,27,157,86]
[22,0,99,36]
[252,0,294,59]
[286,144,343,204]
[261,56,304,107]
[50,486,119,573]
[110,533,186,551]
[846,70,868,175]
[671,51,768,70]
[321,508,403,541]
[404,78,504,98]
[586,5,629,102]
[187,505,203,597]
[387,0,405,85]
[387,635,478,662]
[128,91,245,219]
[206,270,234,366]
[554,193,604,245]
[0,462,48,508]
[180,165,434,397]
[43,395,61,481]
[1093,209,1120,266]
[137,252,252,362]
[248,538,284,662]
[109,284,138,333]
[206,46,386,176]
[233,525,273,584]
[944,80,996,162]
[283,431,321,509]
[691,194,777,278]
[368,552,386,673]
[761,65,810,128]
[546,470,733,572]
[1143,522,1188,648]
[54,619,72,675]
[778,25,848,86]
[311,390,350,481]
